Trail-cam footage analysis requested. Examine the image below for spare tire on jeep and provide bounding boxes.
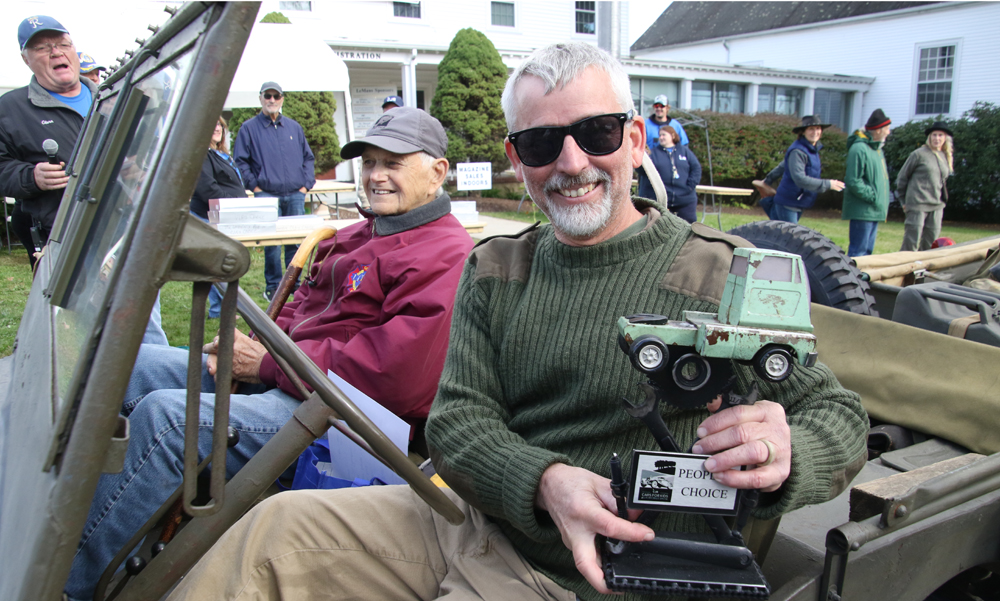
[728,221,879,316]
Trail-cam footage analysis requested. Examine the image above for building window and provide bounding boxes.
[492,2,514,26]
[630,79,680,117]
[278,1,311,10]
[393,1,421,18]
[757,86,802,116]
[575,2,596,34]
[915,44,955,115]
[692,82,745,114]
[814,89,852,132]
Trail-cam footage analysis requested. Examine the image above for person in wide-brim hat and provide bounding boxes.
[924,121,954,138]
[792,115,832,134]
[756,114,845,224]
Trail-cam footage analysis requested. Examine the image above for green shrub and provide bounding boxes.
[430,29,509,173]
[227,92,342,176]
[883,101,1000,223]
[260,11,291,23]
[682,111,848,209]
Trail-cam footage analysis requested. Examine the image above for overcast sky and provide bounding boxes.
[629,0,672,45]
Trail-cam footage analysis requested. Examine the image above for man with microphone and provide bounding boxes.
[0,15,97,266]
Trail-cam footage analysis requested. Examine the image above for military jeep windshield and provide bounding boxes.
[0,5,460,601]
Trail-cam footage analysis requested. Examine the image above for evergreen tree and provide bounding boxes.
[227,92,342,176]
[260,11,291,23]
[430,28,509,174]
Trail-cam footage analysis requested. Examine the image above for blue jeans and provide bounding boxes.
[760,197,802,224]
[258,191,305,293]
[65,344,301,600]
[847,220,879,257]
[142,294,169,345]
[759,195,775,219]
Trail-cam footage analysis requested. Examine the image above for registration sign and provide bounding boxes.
[627,450,742,515]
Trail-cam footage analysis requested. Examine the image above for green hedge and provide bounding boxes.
[883,101,1000,223]
[682,111,848,209]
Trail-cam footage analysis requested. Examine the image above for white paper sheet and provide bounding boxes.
[325,370,408,485]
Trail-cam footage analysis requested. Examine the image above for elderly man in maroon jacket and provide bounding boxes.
[65,107,474,601]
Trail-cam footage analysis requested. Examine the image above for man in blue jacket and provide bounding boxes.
[0,15,93,266]
[644,94,688,151]
[234,81,316,301]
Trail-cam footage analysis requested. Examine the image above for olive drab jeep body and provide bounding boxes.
[1,3,999,600]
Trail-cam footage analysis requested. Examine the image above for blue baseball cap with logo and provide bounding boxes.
[78,52,105,74]
[382,95,403,109]
[18,15,69,51]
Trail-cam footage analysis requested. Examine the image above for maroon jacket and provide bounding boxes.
[258,193,473,423]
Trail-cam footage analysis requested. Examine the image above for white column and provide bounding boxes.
[803,87,816,117]
[401,49,418,109]
[747,83,760,116]
[680,79,693,110]
[852,91,865,131]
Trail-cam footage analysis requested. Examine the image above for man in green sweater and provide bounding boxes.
[167,42,868,601]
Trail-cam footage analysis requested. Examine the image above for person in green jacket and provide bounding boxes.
[166,42,869,601]
[841,109,892,256]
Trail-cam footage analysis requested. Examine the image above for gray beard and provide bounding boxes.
[529,168,615,239]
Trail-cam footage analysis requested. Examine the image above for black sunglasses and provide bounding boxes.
[263,93,282,100]
[507,110,634,167]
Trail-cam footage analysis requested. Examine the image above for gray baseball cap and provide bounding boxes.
[341,107,447,159]
[259,81,282,94]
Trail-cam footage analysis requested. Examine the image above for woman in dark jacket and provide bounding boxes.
[192,116,247,317]
[190,116,247,219]
[637,125,702,222]
[758,115,844,223]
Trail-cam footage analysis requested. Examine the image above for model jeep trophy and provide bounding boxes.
[603,248,818,598]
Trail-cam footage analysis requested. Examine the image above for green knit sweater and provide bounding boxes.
[427,201,868,600]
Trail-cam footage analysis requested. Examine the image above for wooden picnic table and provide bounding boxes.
[695,185,753,229]
[229,217,485,247]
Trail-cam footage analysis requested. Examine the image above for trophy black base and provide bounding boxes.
[602,533,770,599]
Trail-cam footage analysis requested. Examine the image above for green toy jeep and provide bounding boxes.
[619,248,818,386]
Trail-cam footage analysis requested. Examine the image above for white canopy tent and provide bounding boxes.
[225,22,356,182]
[224,22,351,108]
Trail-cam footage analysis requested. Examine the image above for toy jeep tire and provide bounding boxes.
[629,336,669,374]
[753,346,794,382]
[727,221,879,317]
[672,353,712,390]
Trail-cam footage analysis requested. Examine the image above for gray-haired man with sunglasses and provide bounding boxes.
[167,43,867,601]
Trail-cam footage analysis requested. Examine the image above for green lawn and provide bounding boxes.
[488,208,996,257]
[1,212,997,358]
[0,246,273,357]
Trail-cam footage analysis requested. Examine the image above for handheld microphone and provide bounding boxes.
[42,139,60,165]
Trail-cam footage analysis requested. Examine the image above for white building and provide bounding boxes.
[271,0,878,137]
[7,1,989,184]
[631,1,1000,131]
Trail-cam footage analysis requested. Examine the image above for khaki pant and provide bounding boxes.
[167,486,576,601]
[900,207,943,251]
